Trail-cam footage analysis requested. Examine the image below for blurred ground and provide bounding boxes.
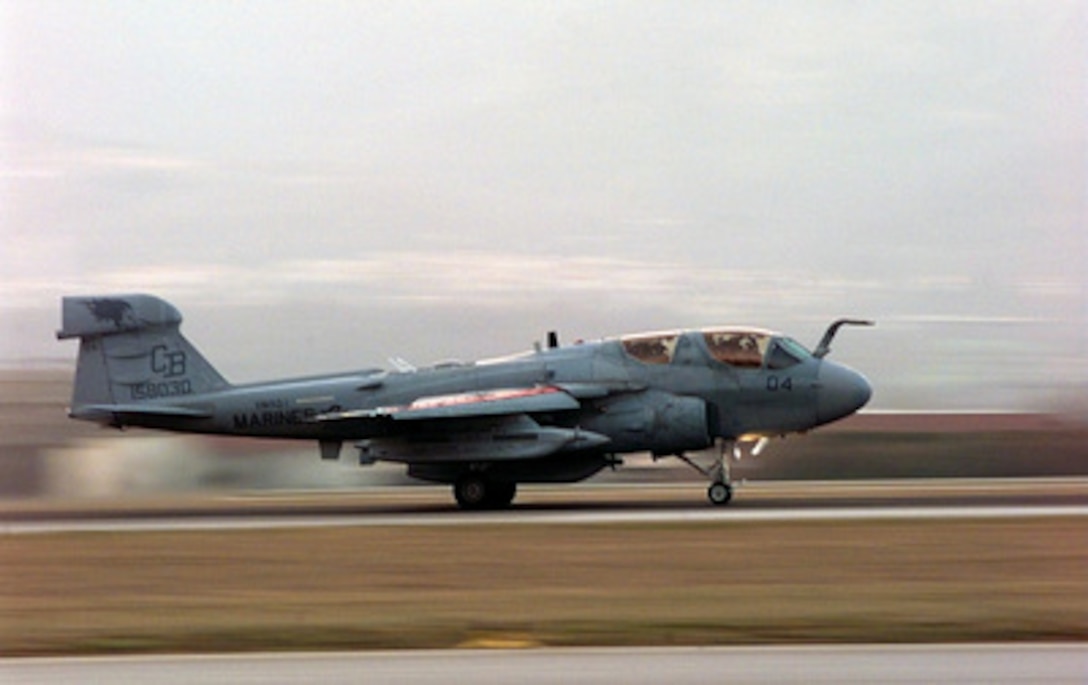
[1,517,1084,655]
[2,370,1087,498]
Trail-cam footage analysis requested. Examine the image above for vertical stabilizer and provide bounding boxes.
[58,295,229,410]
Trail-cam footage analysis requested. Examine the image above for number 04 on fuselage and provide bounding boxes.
[58,294,872,509]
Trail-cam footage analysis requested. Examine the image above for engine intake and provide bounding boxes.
[582,390,712,456]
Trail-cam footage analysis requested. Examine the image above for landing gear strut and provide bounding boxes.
[672,440,737,506]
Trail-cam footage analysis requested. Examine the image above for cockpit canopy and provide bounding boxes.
[620,328,810,370]
[702,330,768,368]
[619,332,680,365]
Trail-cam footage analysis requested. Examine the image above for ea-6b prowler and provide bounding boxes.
[58,294,872,509]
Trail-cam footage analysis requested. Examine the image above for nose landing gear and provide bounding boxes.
[670,439,739,506]
[707,480,733,506]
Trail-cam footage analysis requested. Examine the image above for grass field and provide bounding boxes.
[2,517,1085,655]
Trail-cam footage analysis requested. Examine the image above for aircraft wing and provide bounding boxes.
[316,385,582,422]
[313,385,611,463]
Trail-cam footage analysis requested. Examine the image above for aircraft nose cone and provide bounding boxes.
[816,362,872,425]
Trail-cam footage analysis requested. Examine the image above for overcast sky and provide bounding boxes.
[2,1,1085,409]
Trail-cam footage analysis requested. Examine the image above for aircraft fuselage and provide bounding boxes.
[59,294,871,508]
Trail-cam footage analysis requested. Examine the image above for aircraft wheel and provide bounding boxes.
[454,474,490,510]
[707,481,733,506]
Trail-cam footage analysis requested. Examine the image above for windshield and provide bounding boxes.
[779,337,811,358]
[767,337,811,370]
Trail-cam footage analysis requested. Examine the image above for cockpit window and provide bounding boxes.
[702,330,769,368]
[621,333,680,365]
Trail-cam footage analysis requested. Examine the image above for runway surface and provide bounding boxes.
[4,644,1085,684]
[3,478,1086,534]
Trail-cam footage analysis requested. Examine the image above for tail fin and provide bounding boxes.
[58,295,230,412]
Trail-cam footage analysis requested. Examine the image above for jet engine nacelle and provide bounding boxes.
[583,390,712,456]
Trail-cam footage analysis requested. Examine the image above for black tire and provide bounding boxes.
[454,474,490,510]
[707,481,733,506]
[486,481,517,509]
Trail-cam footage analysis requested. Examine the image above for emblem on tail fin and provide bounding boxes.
[83,298,141,329]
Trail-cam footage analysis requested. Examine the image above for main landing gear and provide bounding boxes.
[453,473,517,511]
[672,440,739,507]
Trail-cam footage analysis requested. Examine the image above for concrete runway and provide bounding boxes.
[4,644,1086,684]
[3,478,1086,534]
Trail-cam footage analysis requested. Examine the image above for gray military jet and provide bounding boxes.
[58,294,872,509]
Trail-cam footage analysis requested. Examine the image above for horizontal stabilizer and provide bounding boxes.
[69,403,212,424]
[317,386,581,423]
